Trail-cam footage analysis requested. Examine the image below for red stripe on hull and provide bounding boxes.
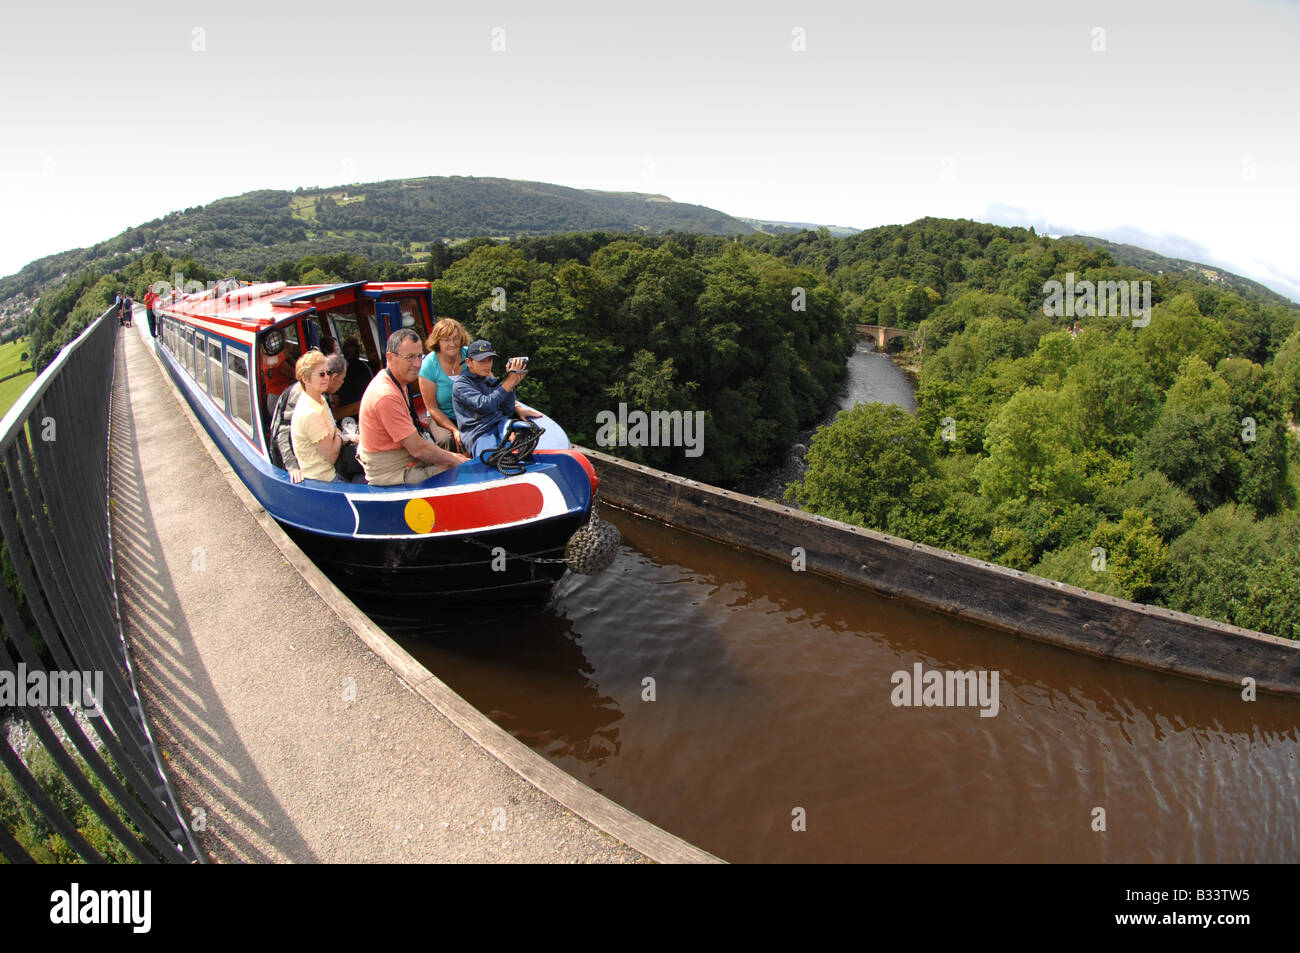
[407,481,545,533]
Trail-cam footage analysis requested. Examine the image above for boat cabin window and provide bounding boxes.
[194,332,206,385]
[324,309,357,345]
[259,321,303,422]
[397,297,421,328]
[325,309,368,357]
[208,339,226,411]
[226,349,254,435]
[356,297,383,365]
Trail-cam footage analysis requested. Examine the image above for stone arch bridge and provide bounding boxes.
[856,324,915,349]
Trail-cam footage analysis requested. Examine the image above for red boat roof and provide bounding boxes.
[158,280,431,343]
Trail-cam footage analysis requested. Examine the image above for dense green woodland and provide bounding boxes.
[778,220,1300,639]
[21,219,1300,639]
[25,236,853,487]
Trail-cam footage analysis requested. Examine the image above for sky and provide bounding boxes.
[1,0,1297,301]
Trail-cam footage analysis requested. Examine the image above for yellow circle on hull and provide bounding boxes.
[404,498,436,534]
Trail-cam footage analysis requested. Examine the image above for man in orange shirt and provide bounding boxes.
[143,288,159,337]
[358,328,469,485]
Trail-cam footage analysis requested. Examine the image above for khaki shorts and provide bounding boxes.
[358,443,450,486]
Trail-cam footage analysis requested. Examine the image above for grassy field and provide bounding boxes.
[290,191,366,222]
[0,338,35,416]
[0,337,30,378]
[0,371,36,417]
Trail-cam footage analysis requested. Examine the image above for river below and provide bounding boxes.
[733,341,916,501]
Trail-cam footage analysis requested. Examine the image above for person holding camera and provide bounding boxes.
[453,339,541,458]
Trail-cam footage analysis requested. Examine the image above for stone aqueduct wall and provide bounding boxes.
[584,449,1300,698]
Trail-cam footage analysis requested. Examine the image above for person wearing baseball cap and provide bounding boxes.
[453,339,538,456]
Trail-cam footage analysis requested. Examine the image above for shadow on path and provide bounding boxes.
[111,330,318,863]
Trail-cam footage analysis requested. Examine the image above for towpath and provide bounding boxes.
[109,317,650,863]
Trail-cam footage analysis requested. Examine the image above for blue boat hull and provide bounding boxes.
[155,338,594,605]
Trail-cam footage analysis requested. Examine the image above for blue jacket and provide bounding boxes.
[453,370,516,453]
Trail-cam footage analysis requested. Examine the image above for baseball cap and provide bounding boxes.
[466,339,498,361]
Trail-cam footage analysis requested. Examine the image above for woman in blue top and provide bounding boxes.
[418,318,472,452]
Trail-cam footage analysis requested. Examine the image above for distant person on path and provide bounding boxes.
[357,329,468,485]
[144,288,159,337]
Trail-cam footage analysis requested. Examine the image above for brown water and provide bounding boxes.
[388,507,1300,863]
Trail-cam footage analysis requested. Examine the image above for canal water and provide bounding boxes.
[387,507,1300,863]
[379,342,1299,862]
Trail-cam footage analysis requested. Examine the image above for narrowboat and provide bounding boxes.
[149,278,605,604]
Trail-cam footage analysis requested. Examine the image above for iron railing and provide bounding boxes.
[0,307,200,863]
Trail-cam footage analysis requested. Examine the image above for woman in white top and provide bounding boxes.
[290,351,349,482]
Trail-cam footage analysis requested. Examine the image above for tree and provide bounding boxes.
[1088,508,1166,601]
[1271,327,1300,418]
[1028,330,1076,386]
[787,403,937,530]
[1162,505,1271,622]
[975,387,1086,503]
[1134,357,1242,511]
[1063,343,1159,452]
[1033,539,1127,598]
[1235,551,1300,639]
[1135,403,1239,511]
[425,240,452,281]
[1135,297,1230,389]
[1096,471,1198,542]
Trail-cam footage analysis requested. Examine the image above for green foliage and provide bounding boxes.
[1135,298,1231,390]
[1234,550,1300,640]
[0,743,141,864]
[1096,471,1199,542]
[1088,508,1166,601]
[1162,505,1277,623]
[1,178,756,313]
[976,387,1086,503]
[1272,328,1300,418]
[15,208,1300,638]
[1133,358,1243,511]
[1064,341,1159,452]
[752,219,1300,635]
[987,497,1097,571]
[1033,539,1127,598]
[786,403,937,528]
[431,237,851,483]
